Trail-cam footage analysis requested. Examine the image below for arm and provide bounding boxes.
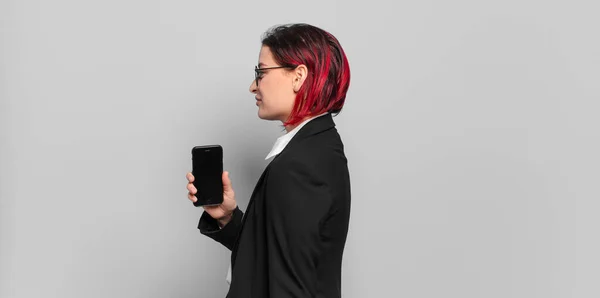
[198,206,244,251]
[265,160,332,297]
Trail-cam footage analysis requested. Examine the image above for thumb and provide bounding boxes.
[222,171,232,192]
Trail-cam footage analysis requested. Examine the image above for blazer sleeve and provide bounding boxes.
[197,206,243,251]
[265,159,332,298]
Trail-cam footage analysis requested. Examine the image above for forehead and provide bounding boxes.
[258,46,276,66]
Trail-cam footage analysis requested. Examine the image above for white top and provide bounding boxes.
[265,112,330,160]
[225,112,329,285]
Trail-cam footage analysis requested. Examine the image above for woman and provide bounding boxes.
[186,23,351,298]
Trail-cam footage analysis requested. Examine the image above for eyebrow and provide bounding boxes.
[258,62,268,67]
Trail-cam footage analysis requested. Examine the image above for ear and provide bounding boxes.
[292,64,308,93]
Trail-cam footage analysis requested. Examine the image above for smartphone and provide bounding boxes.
[191,145,224,207]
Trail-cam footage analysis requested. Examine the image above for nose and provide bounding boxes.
[249,79,258,94]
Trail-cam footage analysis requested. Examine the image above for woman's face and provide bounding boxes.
[249,46,297,122]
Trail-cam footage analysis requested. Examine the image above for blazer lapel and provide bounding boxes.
[230,164,270,267]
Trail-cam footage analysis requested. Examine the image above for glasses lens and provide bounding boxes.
[254,66,259,87]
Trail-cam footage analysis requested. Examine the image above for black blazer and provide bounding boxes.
[198,113,351,298]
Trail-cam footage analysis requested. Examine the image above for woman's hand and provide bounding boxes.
[187,171,237,227]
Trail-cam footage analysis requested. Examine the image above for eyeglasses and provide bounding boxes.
[254,65,297,87]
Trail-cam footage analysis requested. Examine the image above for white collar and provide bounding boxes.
[265,112,329,160]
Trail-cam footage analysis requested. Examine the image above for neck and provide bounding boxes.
[283,116,311,133]
[284,123,299,133]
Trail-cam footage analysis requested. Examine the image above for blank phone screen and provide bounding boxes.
[192,146,223,206]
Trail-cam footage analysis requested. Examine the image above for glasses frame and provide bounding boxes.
[254,65,297,87]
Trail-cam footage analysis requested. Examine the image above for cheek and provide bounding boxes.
[261,81,282,104]
[261,79,294,112]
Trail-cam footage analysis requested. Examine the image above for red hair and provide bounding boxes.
[261,24,351,127]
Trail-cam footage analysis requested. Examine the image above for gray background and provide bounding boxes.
[1,0,599,297]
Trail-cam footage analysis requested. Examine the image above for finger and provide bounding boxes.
[187,183,197,194]
[186,172,195,183]
[202,205,220,216]
[203,205,217,211]
[188,193,197,203]
[222,171,232,192]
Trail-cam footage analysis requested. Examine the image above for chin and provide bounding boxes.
[257,110,271,120]
[257,110,281,121]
